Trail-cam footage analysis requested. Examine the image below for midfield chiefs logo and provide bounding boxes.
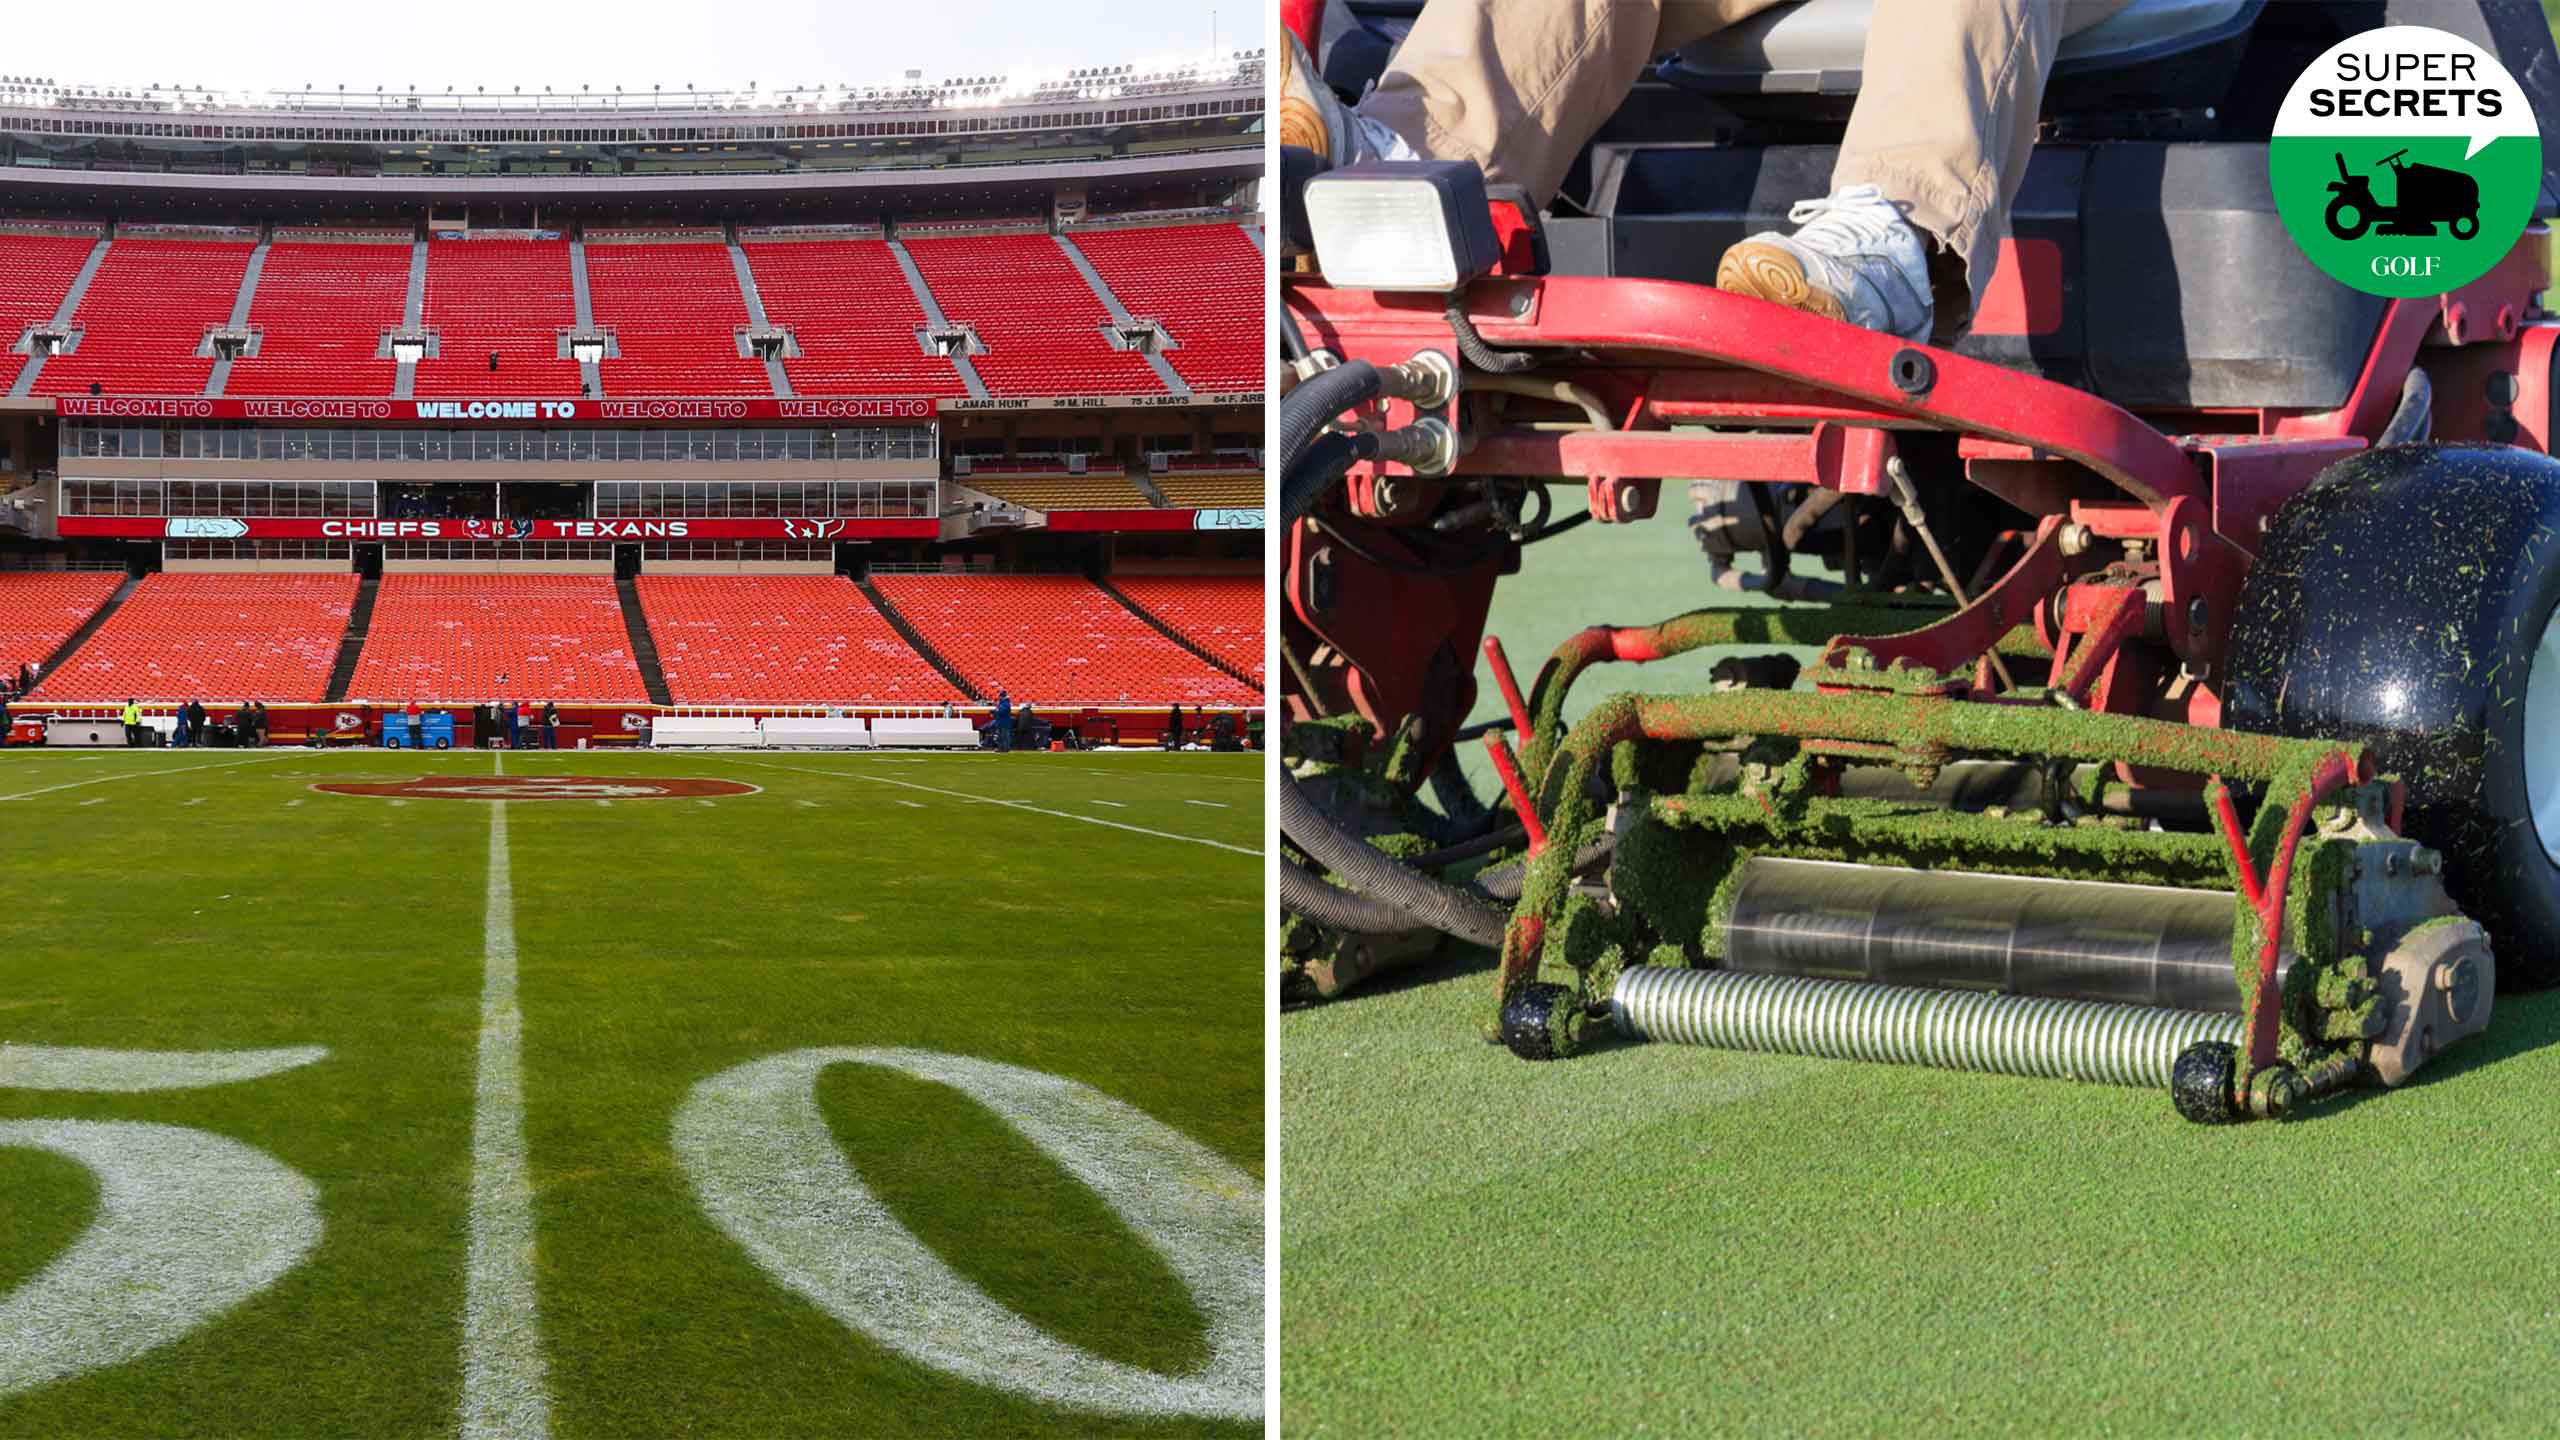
[314,775,760,802]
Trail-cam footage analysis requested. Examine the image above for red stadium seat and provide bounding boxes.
[586,244,771,397]
[223,242,410,398]
[351,574,646,701]
[34,239,254,398]
[744,240,967,398]
[410,240,581,398]
[1070,225,1262,394]
[637,575,964,704]
[29,573,355,702]
[868,574,1257,706]
[0,235,98,394]
[0,571,122,680]
[901,234,1163,397]
[1109,574,1263,685]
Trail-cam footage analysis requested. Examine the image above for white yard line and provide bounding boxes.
[461,748,550,1440]
[730,758,1258,857]
[1185,800,1229,808]
[0,750,291,803]
[1090,799,1127,809]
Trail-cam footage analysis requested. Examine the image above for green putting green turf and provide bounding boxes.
[1282,495,2560,1435]
[0,744,1263,1439]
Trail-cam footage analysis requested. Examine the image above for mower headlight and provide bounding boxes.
[1303,161,1502,293]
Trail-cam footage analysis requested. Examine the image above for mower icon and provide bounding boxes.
[2325,149,2481,241]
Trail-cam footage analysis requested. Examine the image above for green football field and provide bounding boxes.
[1280,496,2560,1436]
[0,744,1263,1439]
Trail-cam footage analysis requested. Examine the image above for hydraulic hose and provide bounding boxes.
[1281,860,1434,937]
[1280,779,1508,948]
[1278,359,1384,503]
[1279,356,1506,947]
[1285,431,1382,526]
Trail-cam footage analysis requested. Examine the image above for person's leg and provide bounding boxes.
[1300,0,1783,206]
[1830,0,2132,330]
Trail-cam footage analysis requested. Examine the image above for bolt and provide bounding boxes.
[2058,522,2093,556]
[2384,852,2404,877]
[2186,596,2208,633]
[1508,289,1532,318]
[1615,481,1642,517]
[1373,476,1406,515]
[2413,847,2443,876]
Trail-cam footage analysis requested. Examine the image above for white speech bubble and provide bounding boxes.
[2274,24,2537,161]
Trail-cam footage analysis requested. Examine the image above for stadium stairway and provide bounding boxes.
[26,572,134,680]
[1052,232,1190,398]
[614,574,676,705]
[852,577,984,701]
[201,236,268,397]
[323,573,380,704]
[8,237,108,399]
[1094,575,1255,689]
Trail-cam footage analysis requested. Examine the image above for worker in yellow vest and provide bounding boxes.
[120,697,144,748]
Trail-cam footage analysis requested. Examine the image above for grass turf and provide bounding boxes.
[1281,495,2560,1435]
[0,744,1261,1439]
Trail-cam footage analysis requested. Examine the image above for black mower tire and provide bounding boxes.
[2324,197,2370,241]
[2224,443,2560,989]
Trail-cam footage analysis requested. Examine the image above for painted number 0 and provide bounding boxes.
[673,1048,1264,1421]
[0,1046,328,1398]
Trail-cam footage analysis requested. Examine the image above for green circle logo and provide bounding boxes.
[2271,25,2541,297]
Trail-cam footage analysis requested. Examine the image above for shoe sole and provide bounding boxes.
[1278,95,1332,159]
[1716,241,1846,325]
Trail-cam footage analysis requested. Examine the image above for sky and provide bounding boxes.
[1,0,1256,98]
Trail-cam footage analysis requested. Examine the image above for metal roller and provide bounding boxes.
[1724,857,2265,1014]
[1612,964,2246,1089]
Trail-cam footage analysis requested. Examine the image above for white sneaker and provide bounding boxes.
[1716,185,1934,342]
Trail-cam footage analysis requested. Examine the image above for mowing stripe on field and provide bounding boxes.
[0,749,291,802]
[461,751,552,1440]
[729,758,1258,857]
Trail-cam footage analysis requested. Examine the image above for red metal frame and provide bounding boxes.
[1284,226,2550,786]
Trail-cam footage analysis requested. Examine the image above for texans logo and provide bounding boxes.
[783,518,845,540]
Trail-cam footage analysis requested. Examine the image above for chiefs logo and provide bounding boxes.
[334,712,361,732]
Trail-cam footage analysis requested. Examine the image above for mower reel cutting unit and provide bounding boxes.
[1278,98,2560,1122]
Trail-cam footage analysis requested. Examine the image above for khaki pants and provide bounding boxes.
[1359,0,2130,318]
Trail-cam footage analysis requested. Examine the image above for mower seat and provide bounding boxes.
[1663,0,2262,96]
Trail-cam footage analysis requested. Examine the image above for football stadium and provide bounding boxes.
[0,32,1266,1440]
